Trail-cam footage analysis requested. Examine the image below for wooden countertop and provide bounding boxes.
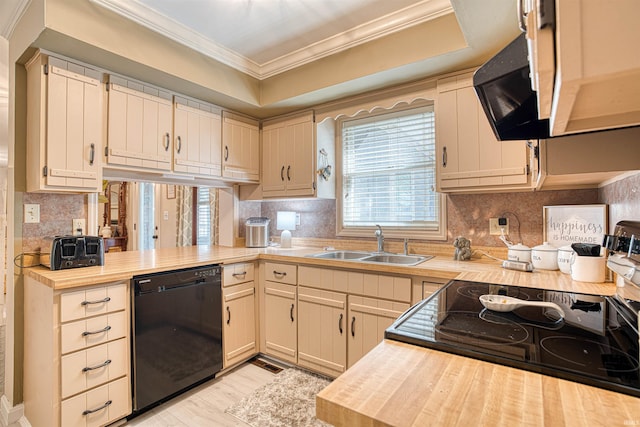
[316,340,640,427]
[26,245,618,295]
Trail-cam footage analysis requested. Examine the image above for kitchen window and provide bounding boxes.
[337,104,446,240]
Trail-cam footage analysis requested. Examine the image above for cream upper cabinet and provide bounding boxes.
[106,75,173,172]
[436,72,536,193]
[26,52,103,193]
[546,1,640,136]
[262,112,316,198]
[222,263,257,368]
[222,112,260,182]
[173,96,222,178]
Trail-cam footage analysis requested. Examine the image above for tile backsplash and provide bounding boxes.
[21,172,640,251]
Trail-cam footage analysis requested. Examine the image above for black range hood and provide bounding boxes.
[473,33,550,141]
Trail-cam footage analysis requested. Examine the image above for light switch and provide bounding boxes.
[163,211,169,220]
[24,204,40,223]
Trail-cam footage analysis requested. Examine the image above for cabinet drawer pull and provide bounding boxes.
[82,359,111,372]
[442,146,447,168]
[82,400,112,416]
[81,297,111,306]
[339,313,343,335]
[89,143,95,165]
[164,132,170,151]
[351,316,356,337]
[287,165,291,181]
[272,270,287,279]
[176,136,182,154]
[82,325,112,336]
[290,303,295,322]
[280,166,285,181]
[224,146,229,161]
[232,272,247,279]
[226,306,231,325]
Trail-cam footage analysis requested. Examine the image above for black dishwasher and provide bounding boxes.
[131,264,222,414]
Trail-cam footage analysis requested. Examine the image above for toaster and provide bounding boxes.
[41,235,105,270]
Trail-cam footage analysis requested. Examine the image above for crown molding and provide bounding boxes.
[90,0,453,79]
[0,0,31,40]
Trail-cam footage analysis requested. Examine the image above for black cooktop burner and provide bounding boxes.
[385,280,640,397]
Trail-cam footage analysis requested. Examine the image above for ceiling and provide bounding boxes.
[0,0,521,116]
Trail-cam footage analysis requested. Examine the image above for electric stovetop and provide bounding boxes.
[385,280,640,397]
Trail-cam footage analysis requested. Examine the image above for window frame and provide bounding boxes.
[336,102,447,241]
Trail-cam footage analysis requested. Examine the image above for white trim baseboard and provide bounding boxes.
[0,395,27,427]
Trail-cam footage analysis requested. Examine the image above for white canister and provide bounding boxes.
[531,242,559,270]
[557,245,574,274]
[507,243,531,263]
[570,254,606,283]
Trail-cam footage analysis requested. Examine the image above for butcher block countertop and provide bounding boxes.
[25,244,617,296]
[316,340,640,427]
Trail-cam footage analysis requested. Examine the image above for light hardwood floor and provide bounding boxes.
[124,362,277,426]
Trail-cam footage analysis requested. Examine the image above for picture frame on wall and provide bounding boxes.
[543,204,608,248]
[167,185,176,199]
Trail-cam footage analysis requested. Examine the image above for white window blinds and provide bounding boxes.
[196,187,211,245]
[341,106,438,228]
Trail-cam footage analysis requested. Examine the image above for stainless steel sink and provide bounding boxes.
[307,250,432,266]
[360,254,431,266]
[307,250,371,260]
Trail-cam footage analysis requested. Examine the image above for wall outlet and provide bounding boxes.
[72,218,86,235]
[24,204,40,223]
[489,218,509,235]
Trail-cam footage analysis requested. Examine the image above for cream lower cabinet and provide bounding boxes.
[297,286,347,378]
[297,266,411,373]
[436,71,536,193]
[24,278,131,427]
[263,262,298,364]
[222,262,257,368]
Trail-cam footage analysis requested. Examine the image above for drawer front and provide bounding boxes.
[265,262,297,285]
[61,282,127,323]
[61,338,128,399]
[61,376,130,427]
[61,311,128,355]
[223,262,255,286]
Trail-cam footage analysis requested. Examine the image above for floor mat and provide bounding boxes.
[225,368,332,427]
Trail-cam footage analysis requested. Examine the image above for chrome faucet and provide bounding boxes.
[375,225,384,253]
[404,238,409,255]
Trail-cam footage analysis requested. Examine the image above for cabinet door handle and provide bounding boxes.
[280,166,285,181]
[273,270,287,279]
[442,146,447,168]
[224,146,229,161]
[81,297,110,306]
[164,132,170,151]
[351,316,356,337]
[226,306,231,325]
[287,165,291,181]
[176,136,182,154]
[517,0,527,32]
[82,359,111,372]
[232,272,247,279]
[82,400,112,416]
[339,313,343,335]
[290,303,295,322]
[89,143,95,165]
[82,325,112,337]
